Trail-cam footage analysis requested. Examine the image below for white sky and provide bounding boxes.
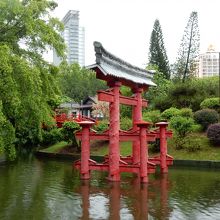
[51,0,220,68]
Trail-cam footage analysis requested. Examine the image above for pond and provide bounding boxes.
[1,157,220,220]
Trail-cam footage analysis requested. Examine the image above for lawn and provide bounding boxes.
[41,133,220,161]
[40,141,69,153]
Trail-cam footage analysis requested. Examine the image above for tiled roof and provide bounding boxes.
[87,42,156,87]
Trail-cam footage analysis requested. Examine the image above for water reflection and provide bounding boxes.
[75,173,171,220]
[1,159,220,219]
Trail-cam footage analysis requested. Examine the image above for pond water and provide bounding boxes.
[1,157,220,220]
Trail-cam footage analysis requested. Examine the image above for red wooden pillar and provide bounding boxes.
[109,182,120,220]
[80,180,90,219]
[132,87,143,164]
[140,184,148,219]
[156,122,169,173]
[78,121,94,180]
[136,121,151,183]
[108,81,121,181]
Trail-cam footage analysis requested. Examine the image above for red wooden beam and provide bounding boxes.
[97,90,148,107]
[75,131,157,142]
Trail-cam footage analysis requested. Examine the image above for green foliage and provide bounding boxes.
[200,97,220,112]
[148,19,170,79]
[194,109,219,131]
[120,105,132,118]
[93,120,109,133]
[161,107,181,120]
[168,81,197,109]
[179,108,193,118]
[149,139,160,153]
[174,11,200,82]
[120,86,132,118]
[183,135,202,152]
[147,76,219,112]
[0,0,65,63]
[61,121,80,150]
[41,128,63,146]
[191,124,203,132]
[59,63,106,103]
[0,102,16,160]
[172,134,202,152]
[143,110,161,123]
[0,0,65,159]
[170,116,194,138]
[207,123,220,146]
[120,117,132,130]
[144,71,172,111]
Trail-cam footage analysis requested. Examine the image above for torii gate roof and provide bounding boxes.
[87,42,156,88]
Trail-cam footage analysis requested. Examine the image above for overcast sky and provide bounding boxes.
[51,0,220,68]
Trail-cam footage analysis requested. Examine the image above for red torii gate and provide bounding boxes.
[73,42,173,182]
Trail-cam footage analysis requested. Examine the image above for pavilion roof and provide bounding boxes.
[87,42,156,87]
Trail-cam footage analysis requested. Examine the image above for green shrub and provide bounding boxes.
[93,120,109,133]
[143,110,161,124]
[191,124,203,132]
[61,121,80,150]
[183,135,202,152]
[172,135,186,150]
[149,138,160,152]
[200,97,220,112]
[161,107,181,120]
[170,116,194,138]
[179,108,193,118]
[120,117,132,130]
[41,128,63,146]
[207,123,220,146]
[194,109,219,131]
[172,134,203,152]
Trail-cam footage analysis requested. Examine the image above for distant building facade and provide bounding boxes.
[53,10,85,66]
[198,45,219,77]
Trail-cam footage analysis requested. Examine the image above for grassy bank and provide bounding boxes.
[41,133,220,161]
[40,141,69,153]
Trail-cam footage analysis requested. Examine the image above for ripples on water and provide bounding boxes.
[1,158,220,220]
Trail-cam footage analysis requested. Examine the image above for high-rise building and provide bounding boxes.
[53,10,85,66]
[198,45,219,77]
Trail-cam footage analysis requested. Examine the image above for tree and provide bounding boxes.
[0,0,65,64]
[0,0,65,159]
[174,11,200,82]
[148,19,170,79]
[58,62,107,103]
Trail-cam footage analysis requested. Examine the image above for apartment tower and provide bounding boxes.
[198,45,219,77]
[53,10,85,66]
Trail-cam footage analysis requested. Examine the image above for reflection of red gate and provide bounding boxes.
[55,113,96,128]
[73,42,173,183]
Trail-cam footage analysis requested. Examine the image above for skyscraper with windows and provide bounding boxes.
[198,45,219,77]
[53,10,85,66]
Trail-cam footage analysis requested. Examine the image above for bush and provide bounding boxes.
[200,97,220,112]
[170,116,194,138]
[194,109,219,131]
[143,110,162,124]
[61,121,80,150]
[172,134,203,151]
[179,108,193,118]
[120,117,132,130]
[207,123,220,145]
[183,135,202,152]
[41,128,63,146]
[149,138,160,152]
[161,107,181,120]
[93,120,109,133]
